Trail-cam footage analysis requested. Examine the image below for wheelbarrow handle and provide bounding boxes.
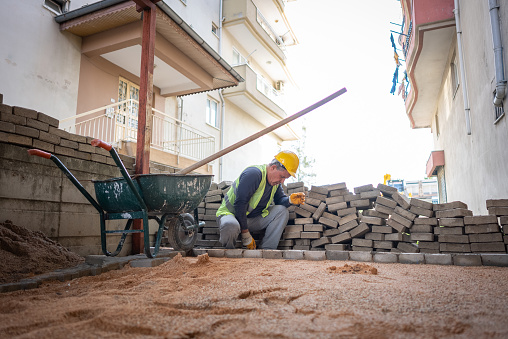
[28,149,52,159]
[91,139,113,151]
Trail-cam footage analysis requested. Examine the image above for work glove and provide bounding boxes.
[290,192,306,205]
[241,231,256,250]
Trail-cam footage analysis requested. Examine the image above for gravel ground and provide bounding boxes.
[1,254,507,338]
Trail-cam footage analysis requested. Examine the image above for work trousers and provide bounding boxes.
[217,205,289,249]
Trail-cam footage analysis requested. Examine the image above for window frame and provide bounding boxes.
[206,97,219,128]
[450,54,460,98]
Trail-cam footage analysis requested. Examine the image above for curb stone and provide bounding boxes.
[424,254,453,265]
[373,252,398,263]
[283,250,304,260]
[304,250,326,261]
[453,254,482,266]
[399,253,425,264]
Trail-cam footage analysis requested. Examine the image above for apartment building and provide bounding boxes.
[397,0,508,214]
[0,0,298,180]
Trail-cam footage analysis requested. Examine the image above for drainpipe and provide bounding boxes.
[489,0,506,106]
[453,0,472,135]
[218,0,225,182]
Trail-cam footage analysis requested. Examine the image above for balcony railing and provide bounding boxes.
[256,73,284,108]
[59,99,215,162]
[256,9,286,54]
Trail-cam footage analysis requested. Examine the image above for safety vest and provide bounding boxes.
[216,165,278,218]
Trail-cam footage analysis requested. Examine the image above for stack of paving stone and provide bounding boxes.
[192,181,507,254]
[194,181,235,248]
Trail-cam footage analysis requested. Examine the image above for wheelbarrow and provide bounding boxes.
[28,139,212,258]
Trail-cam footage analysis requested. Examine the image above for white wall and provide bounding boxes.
[432,0,508,214]
[0,0,82,121]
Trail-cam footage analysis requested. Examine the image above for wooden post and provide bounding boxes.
[132,1,157,254]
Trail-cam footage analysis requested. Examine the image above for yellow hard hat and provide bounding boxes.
[274,150,299,177]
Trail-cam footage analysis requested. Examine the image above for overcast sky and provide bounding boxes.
[282,0,433,189]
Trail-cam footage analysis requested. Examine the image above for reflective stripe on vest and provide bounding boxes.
[216,164,278,218]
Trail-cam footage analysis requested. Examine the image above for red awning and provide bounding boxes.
[426,150,445,177]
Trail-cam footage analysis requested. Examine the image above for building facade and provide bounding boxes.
[0,0,298,181]
[398,0,508,214]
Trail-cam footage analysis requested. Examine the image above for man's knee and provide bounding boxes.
[218,216,240,247]
[270,205,289,223]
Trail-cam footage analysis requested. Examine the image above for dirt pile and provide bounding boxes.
[0,220,84,284]
[327,263,378,275]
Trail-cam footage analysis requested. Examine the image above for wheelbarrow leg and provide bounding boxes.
[101,218,135,257]
[144,214,168,258]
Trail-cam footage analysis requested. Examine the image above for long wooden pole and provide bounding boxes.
[177,87,347,175]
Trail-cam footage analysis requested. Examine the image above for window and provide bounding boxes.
[118,78,140,139]
[206,98,219,128]
[43,0,69,14]
[212,23,218,37]
[232,48,247,66]
[450,55,460,97]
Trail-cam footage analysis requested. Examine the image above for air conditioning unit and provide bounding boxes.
[275,81,285,92]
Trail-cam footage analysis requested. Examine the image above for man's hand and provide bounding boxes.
[290,192,306,205]
[241,231,256,249]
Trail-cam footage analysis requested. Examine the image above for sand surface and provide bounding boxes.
[1,253,508,338]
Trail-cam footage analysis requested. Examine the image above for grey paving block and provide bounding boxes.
[262,250,283,259]
[285,224,304,233]
[322,212,342,223]
[373,240,394,249]
[337,207,357,217]
[352,246,373,252]
[464,215,498,225]
[414,217,438,225]
[354,184,374,194]
[386,218,408,233]
[294,217,314,224]
[337,219,359,233]
[304,251,326,261]
[385,232,411,242]
[376,196,397,208]
[323,228,342,237]
[362,209,390,219]
[390,213,413,228]
[417,241,440,250]
[486,199,508,208]
[373,252,398,263]
[399,253,425,264]
[301,231,321,239]
[326,250,350,260]
[435,208,473,218]
[438,234,469,243]
[409,206,434,218]
[470,242,506,253]
[433,201,468,211]
[371,225,393,234]
[304,224,324,232]
[394,206,417,221]
[392,192,410,209]
[283,250,304,260]
[243,250,263,258]
[352,238,373,247]
[207,249,225,257]
[365,232,385,241]
[311,236,331,248]
[350,223,370,238]
[294,207,312,218]
[440,243,471,253]
[377,183,398,195]
[328,202,348,212]
[453,254,482,266]
[360,189,381,200]
[361,215,386,225]
[488,207,508,216]
[325,244,349,251]
[481,254,508,266]
[410,233,435,242]
[465,224,500,234]
[397,242,419,253]
[130,258,167,267]
[224,249,244,258]
[424,254,453,265]
[434,226,464,235]
[339,213,359,226]
[331,232,352,244]
[319,217,338,228]
[375,204,395,216]
[410,198,433,210]
[411,224,434,233]
[349,251,373,262]
[469,233,503,243]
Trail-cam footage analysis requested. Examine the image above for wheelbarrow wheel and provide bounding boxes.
[166,213,198,251]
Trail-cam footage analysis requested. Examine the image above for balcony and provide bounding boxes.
[223,0,291,82]
[426,150,445,177]
[401,0,456,128]
[222,64,297,141]
[59,99,215,166]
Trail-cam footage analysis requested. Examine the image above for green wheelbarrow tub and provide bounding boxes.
[93,177,145,213]
[135,173,213,214]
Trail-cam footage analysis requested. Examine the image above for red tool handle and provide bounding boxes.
[27,149,52,159]
[91,139,113,151]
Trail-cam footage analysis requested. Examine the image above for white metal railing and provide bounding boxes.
[60,99,215,162]
[256,9,286,54]
[256,73,284,108]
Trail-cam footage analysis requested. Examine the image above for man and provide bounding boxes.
[216,151,306,249]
